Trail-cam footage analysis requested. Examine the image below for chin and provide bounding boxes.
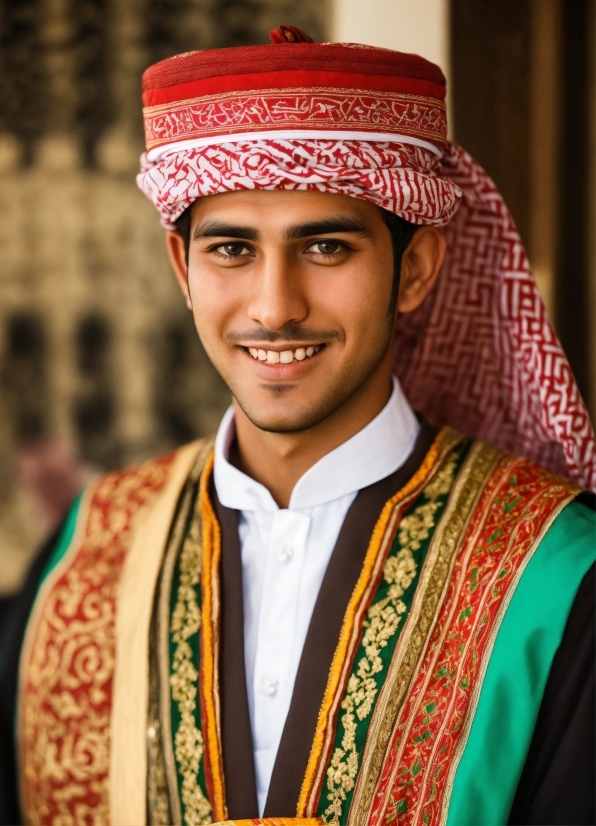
[227,352,390,435]
[236,393,341,434]
[241,407,326,434]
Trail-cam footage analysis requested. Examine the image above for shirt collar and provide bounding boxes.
[213,376,420,512]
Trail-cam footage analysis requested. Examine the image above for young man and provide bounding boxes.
[3,26,595,826]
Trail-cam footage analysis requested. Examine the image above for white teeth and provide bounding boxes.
[247,345,323,362]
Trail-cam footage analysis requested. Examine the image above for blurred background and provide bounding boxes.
[0,0,594,595]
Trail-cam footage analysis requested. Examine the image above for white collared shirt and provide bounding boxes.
[213,377,419,814]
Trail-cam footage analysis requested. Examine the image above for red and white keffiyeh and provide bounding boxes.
[137,29,596,491]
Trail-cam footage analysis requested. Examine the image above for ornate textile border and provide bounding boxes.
[443,494,588,824]
[364,454,579,826]
[214,819,323,826]
[143,88,447,149]
[150,485,195,826]
[198,451,228,822]
[438,480,578,824]
[298,428,463,816]
[320,440,468,824]
[169,494,212,824]
[110,441,206,826]
[148,439,215,825]
[18,453,177,826]
[347,440,500,825]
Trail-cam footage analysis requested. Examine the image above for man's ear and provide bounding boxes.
[166,231,192,310]
[397,226,446,313]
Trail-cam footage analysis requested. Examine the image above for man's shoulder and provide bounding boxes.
[30,437,216,612]
[542,493,596,555]
[447,435,594,558]
[89,435,215,503]
[462,436,589,500]
[484,441,596,531]
[39,436,216,580]
[482,446,596,604]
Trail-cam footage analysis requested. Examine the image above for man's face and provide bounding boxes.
[181,189,396,433]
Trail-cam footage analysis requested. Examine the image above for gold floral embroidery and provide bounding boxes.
[20,457,175,825]
[421,454,459,500]
[170,510,213,826]
[323,455,458,824]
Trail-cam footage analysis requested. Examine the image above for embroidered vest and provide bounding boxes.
[18,430,588,826]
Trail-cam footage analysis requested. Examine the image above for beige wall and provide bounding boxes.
[331,0,449,81]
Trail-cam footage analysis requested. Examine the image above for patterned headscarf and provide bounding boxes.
[137,26,596,491]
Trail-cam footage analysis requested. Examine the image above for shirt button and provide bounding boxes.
[277,544,294,563]
[262,678,278,696]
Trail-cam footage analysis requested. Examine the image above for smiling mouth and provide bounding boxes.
[244,344,325,364]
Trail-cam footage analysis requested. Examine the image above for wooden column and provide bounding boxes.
[450,0,595,423]
[554,0,595,420]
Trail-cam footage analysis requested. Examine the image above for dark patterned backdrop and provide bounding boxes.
[0,0,329,592]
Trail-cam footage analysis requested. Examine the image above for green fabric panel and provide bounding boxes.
[38,491,83,589]
[447,499,596,826]
[168,490,212,823]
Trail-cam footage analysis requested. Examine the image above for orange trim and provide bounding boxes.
[215,820,323,826]
[297,429,454,815]
[214,819,323,826]
[199,450,227,822]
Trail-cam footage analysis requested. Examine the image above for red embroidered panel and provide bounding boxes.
[143,89,447,149]
[365,454,576,826]
[19,453,176,826]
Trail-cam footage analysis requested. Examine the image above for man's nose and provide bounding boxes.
[246,251,309,331]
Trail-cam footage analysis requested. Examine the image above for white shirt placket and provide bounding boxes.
[251,509,311,806]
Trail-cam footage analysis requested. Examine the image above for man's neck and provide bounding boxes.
[232,370,393,508]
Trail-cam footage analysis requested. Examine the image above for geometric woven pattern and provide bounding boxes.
[394,143,596,491]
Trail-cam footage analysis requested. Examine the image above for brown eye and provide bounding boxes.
[219,243,249,256]
[309,240,343,255]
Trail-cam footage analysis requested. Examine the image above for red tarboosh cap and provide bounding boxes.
[141,25,447,154]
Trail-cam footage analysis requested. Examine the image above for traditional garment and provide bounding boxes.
[214,379,419,811]
[3,25,595,826]
[15,430,595,825]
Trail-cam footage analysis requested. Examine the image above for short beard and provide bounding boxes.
[224,328,393,435]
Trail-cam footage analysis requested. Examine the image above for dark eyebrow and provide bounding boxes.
[192,215,373,243]
[193,220,259,241]
[285,216,373,240]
